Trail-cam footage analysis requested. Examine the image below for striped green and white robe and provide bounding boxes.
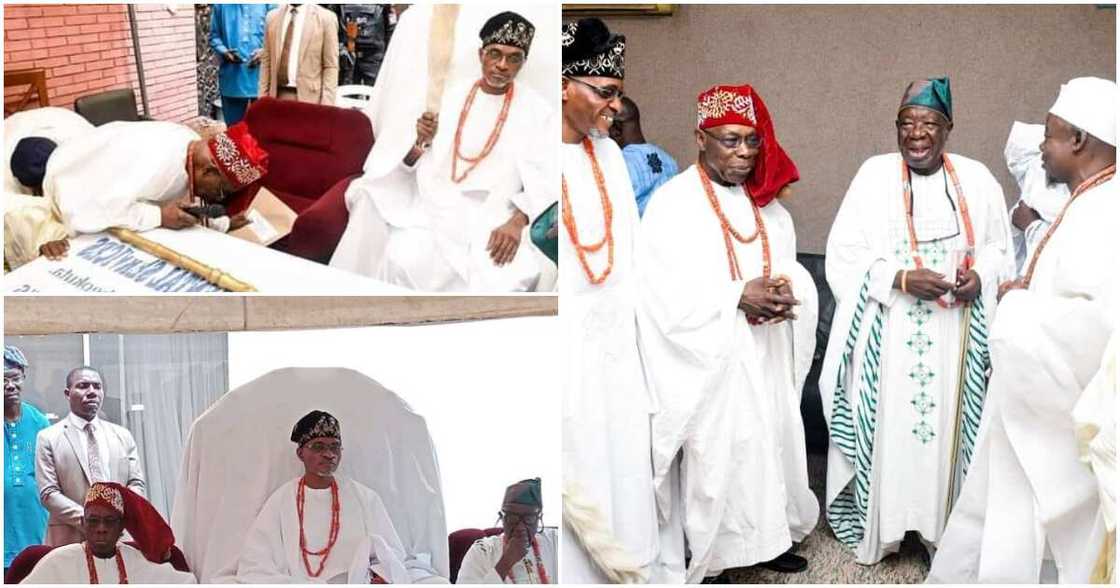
[819,153,1013,565]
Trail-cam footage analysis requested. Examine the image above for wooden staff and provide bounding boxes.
[107,228,257,292]
[944,300,971,524]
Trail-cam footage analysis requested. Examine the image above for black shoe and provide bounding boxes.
[759,551,808,574]
[701,572,731,584]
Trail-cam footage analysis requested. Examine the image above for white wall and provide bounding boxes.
[228,316,559,532]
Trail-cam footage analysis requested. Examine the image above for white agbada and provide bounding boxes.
[236,476,411,584]
[5,192,69,270]
[1073,300,1118,584]
[20,542,197,584]
[331,80,555,292]
[928,177,1118,583]
[560,136,659,583]
[820,152,1012,565]
[1004,122,1069,275]
[44,121,199,235]
[3,106,93,195]
[171,368,449,584]
[636,165,819,582]
[328,4,558,293]
[456,528,558,584]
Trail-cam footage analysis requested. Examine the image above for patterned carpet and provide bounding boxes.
[723,452,931,584]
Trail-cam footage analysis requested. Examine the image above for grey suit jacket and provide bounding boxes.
[34,415,146,546]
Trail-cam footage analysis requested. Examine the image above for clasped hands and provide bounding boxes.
[897,267,981,302]
[739,275,799,325]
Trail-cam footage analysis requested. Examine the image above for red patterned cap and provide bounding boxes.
[697,84,758,130]
[207,122,269,191]
[696,84,799,207]
[84,482,176,563]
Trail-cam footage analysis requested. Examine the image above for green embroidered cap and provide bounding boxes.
[899,77,952,122]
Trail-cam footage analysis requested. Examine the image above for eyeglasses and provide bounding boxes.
[701,127,763,151]
[485,47,524,66]
[565,76,623,101]
[3,372,25,387]
[306,442,343,454]
[896,119,945,134]
[497,509,543,532]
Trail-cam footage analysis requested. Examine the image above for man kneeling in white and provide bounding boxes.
[929,77,1119,583]
[331,11,554,292]
[22,482,196,584]
[458,478,557,584]
[236,410,412,583]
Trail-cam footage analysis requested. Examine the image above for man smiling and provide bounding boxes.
[820,77,1013,565]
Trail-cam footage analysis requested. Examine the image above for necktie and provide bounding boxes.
[278,6,299,88]
[85,422,105,483]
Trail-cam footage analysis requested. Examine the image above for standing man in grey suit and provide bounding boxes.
[34,366,145,546]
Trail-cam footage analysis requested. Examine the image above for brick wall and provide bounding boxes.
[4,3,198,123]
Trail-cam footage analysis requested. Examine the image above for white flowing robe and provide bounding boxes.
[331,80,555,292]
[1004,122,1068,276]
[44,121,199,236]
[456,528,558,584]
[560,136,659,583]
[21,542,197,584]
[5,192,69,270]
[236,476,412,584]
[820,153,1012,565]
[636,165,819,582]
[928,178,1118,583]
[3,106,93,195]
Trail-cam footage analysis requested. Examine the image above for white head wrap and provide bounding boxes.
[1049,77,1118,147]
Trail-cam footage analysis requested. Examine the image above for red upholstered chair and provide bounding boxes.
[242,97,374,263]
[4,544,53,584]
[4,543,191,583]
[448,527,503,584]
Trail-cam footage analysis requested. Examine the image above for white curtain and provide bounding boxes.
[113,333,228,517]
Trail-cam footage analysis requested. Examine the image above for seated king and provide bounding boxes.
[235,410,415,583]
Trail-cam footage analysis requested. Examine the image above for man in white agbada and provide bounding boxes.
[4,107,93,269]
[4,106,92,196]
[458,478,557,584]
[44,120,268,237]
[237,410,413,584]
[929,76,1119,583]
[820,77,1012,565]
[1003,121,1069,275]
[558,18,659,584]
[6,138,71,268]
[330,10,555,292]
[22,481,195,584]
[637,83,818,582]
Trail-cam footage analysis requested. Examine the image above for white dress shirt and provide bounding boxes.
[67,412,110,480]
[279,4,306,88]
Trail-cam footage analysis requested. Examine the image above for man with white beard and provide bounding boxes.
[559,17,659,584]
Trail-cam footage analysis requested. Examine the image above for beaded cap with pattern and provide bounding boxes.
[291,410,341,446]
[84,482,176,563]
[561,18,625,79]
[206,121,269,191]
[480,11,535,55]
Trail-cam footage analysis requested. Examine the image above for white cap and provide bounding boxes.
[1048,77,1118,147]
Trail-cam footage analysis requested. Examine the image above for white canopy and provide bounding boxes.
[169,367,449,583]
